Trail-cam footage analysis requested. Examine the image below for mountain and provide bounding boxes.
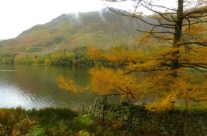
[0,9,144,56]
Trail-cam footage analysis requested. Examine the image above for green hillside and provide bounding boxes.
[0,9,142,56]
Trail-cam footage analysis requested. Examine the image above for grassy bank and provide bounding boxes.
[0,108,80,136]
[0,107,207,136]
[0,108,133,136]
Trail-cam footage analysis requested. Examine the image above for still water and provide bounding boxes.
[0,65,94,110]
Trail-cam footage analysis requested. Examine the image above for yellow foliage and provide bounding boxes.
[34,55,39,64]
[57,45,207,112]
[173,79,207,103]
[87,47,104,60]
[57,76,79,92]
[145,93,177,112]
[77,130,90,136]
[126,60,160,73]
[183,24,207,36]
[136,33,151,44]
[44,58,50,65]
[87,47,151,64]
[89,67,142,99]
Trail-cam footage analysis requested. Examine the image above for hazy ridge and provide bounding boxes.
[0,9,147,56]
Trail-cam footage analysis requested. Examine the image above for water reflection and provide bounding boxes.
[0,82,53,109]
[0,65,94,109]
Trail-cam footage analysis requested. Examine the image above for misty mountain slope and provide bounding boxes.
[0,9,145,56]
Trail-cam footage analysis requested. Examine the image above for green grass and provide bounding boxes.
[0,108,81,136]
[175,101,207,111]
[1,105,206,136]
[0,108,132,136]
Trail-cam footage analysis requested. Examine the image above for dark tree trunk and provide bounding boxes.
[173,0,184,47]
[102,96,107,121]
[171,0,184,73]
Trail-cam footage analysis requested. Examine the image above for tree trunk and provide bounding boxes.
[102,96,107,121]
[171,0,184,76]
[173,0,184,48]
[184,92,189,136]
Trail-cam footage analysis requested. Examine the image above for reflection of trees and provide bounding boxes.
[2,66,93,108]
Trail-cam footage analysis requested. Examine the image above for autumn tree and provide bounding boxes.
[81,1,207,134]
[101,0,207,107]
[58,0,207,113]
[57,2,207,134]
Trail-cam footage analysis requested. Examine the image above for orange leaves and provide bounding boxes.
[89,67,117,95]
[87,47,144,64]
[126,60,160,73]
[183,25,206,35]
[87,47,104,60]
[89,67,142,99]
[57,44,207,112]
[105,47,144,63]
[173,78,207,103]
[57,76,80,92]
[90,68,131,93]
[87,46,178,67]
[44,58,51,65]
[136,33,151,45]
[179,46,207,64]
[181,24,207,45]
[145,93,176,112]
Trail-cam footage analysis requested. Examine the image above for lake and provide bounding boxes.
[0,65,94,110]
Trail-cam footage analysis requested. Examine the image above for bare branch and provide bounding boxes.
[108,8,175,29]
[183,6,207,17]
[140,3,176,23]
[178,42,207,46]
[141,0,177,11]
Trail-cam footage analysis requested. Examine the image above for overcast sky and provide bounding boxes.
[0,0,105,39]
[0,0,177,40]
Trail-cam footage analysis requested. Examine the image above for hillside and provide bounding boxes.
[0,9,144,56]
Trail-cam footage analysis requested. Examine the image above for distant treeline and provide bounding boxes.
[0,47,92,66]
[0,46,122,67]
